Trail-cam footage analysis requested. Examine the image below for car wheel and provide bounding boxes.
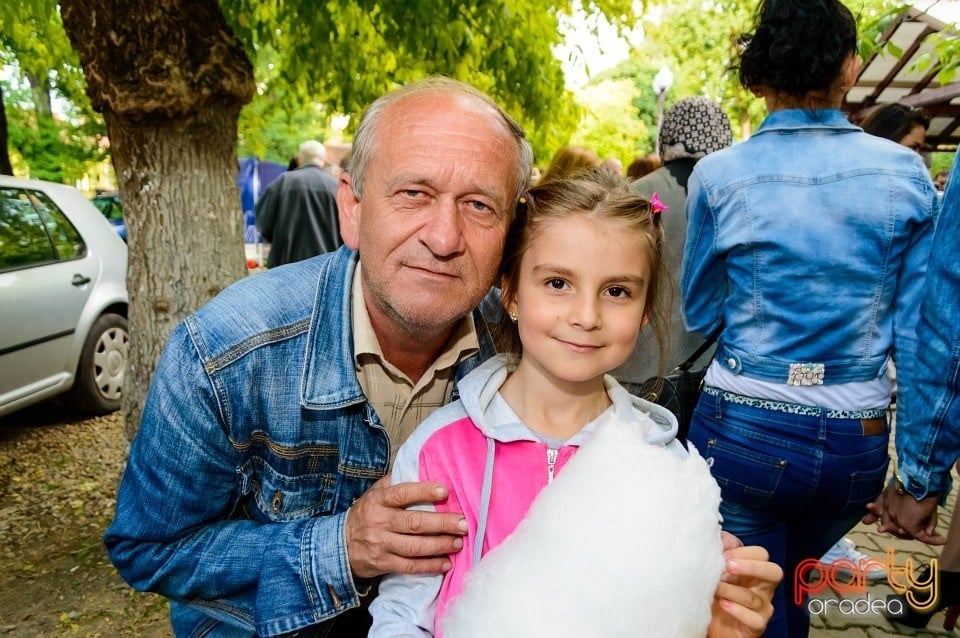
[68,313,129,414]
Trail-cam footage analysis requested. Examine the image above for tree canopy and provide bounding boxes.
[0,0,105,178]
[579,0,908,149]
[1,0,933,179]
[223,0,638,159]
[1,0,953,438]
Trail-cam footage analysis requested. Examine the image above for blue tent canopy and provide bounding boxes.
[237,157,287,243]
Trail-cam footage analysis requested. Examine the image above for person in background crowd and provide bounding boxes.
[602,155,624,175]
[614,96,732,388]
[538,145,601,184]
[866,155,960,630]
[681,1,939,635]
[626,153,661,180]
[530,165,543,185]
[255,139,342,267]
[936,169,950,192]
[859,102,929,153]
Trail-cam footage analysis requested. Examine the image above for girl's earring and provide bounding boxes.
[509,312,518,323]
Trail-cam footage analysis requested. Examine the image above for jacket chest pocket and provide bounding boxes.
[236,456,338,522]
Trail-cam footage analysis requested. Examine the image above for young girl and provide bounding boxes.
[368,168,777,637]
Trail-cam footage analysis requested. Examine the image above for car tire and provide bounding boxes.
[68,313,129,415]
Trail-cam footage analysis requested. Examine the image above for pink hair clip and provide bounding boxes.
[650,192,669,215]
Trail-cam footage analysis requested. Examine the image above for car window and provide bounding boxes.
[0,187,86,272]
[30,190,86,261]
[0,188,57,271]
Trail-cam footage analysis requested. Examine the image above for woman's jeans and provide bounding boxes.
[688,387,889,638]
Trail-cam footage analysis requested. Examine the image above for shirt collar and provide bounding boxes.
[756,108,859,135]
[351,264,479,372]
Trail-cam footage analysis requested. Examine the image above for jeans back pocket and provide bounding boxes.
[702,436,787,510]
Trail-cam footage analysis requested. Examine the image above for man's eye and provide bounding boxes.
[466,200,493,213]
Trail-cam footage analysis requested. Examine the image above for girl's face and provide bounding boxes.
[505,214,651,386]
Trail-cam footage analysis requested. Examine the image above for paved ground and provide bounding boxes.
[809,406,956,637]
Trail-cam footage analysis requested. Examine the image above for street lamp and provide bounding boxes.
[652,65,674,155]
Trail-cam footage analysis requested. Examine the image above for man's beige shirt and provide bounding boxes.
[351,265,479,465]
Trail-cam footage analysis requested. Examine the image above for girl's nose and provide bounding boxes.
[569,296,601,330]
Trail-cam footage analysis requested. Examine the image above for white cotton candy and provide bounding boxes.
[441,414,724,638]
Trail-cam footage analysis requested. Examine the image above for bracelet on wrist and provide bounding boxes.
[892,467,908,495]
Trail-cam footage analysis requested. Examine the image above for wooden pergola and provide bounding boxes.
[843,5,960,150]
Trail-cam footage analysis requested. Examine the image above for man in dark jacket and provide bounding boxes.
[255,140,341,267]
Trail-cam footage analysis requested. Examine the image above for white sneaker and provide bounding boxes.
[818,537,887,582]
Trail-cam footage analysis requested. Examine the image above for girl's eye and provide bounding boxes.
[607,286,631,298]
[547,278,567,290]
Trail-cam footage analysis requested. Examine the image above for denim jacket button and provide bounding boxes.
[727,357,737,369]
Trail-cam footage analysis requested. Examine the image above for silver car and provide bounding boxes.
[0,176,129,417]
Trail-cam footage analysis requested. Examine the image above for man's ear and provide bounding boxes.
[337,172,360,249]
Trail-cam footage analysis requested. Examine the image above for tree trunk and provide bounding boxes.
[59,0,253,440]
[0,86,12,175]
[26,72,53,119]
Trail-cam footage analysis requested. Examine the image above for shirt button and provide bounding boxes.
[727,358,737,369]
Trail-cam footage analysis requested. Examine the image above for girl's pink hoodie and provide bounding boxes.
[368,354,685,637]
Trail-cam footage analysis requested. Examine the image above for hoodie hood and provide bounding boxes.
[457,353,681,447]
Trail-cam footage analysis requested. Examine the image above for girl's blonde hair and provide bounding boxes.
[495,167,670,374]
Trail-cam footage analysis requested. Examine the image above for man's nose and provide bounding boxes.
[420,197,464,256]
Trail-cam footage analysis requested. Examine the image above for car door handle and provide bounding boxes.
[72,274,92,286]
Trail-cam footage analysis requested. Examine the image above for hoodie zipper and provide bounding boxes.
[546,447,558,483]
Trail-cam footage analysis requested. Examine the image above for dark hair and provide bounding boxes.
[860,103,929,144]
[626,154,661,180]
[738,0,857,98]
[494,168,669,371]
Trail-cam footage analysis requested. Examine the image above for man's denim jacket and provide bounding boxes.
[899,159,960,499]
[682,110,938,435]
[104,246,495,637]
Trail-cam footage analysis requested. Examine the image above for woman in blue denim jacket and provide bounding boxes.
[681,1,939,636]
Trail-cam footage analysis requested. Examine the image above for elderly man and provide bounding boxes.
[255,139,342,267]
[105,78,777,637]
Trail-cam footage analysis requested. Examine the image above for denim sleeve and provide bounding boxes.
[681,169,724,334]
[103,322,358,636]
[368,432,442,637]
[897,170,960,499]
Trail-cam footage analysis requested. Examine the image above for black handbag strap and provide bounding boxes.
[677,323,724,372]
